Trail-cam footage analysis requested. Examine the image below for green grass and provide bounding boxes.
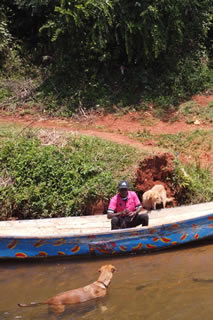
[0,123,25,140]
[179,100,213,124]
[129,128,213,156]
[0,87,12,101]
[158,129,213,155]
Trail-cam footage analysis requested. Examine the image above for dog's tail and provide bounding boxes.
[18,302,45,308]
[166,197,175,203]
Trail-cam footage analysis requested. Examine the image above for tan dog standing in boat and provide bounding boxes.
[142,184,174,210]
[18,264,116,314]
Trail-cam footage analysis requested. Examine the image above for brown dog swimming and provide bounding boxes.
[18,264,116,314]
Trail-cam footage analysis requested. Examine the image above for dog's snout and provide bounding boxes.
[98,264,117,273]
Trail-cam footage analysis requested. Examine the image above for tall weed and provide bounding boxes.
[173,160,213,204]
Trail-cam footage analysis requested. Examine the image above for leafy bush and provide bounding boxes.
[0,132,141,219]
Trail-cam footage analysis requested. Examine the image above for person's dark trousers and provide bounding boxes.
[111,213,149,230]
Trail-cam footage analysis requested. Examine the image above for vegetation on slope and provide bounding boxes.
[0,125,213,220]
[0,125,142,219]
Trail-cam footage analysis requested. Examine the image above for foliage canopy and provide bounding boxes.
[0,0,213,111]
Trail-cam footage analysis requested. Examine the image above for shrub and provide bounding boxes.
[0,132,141,219]
[172,159,213,204]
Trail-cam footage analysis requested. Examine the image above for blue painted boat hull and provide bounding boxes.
[1,212,213,259]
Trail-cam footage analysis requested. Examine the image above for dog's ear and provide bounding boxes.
[111,265,116,273]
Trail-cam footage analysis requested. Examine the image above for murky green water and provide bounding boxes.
[1,242,213,320]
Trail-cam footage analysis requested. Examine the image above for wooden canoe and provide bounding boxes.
[1,201,213,259]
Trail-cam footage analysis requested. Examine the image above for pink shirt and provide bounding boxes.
[107,191,142,215]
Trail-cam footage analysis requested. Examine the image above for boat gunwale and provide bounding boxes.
[1,210,213,240]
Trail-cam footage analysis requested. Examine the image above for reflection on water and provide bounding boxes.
[1,241,213,320]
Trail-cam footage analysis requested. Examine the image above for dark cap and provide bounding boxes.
[118,180,130,189]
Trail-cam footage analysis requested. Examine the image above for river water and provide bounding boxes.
[1,241,213,320]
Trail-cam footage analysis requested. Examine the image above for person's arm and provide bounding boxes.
[107,195,118,219]
[128,205,142,218]
[107,208,129,219]
[128,192,148,218]
[132,205,143,215]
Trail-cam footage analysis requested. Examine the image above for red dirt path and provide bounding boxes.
[0,98,212,143]
[0,94,213,157]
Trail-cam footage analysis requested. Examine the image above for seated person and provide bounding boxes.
[107,180,149,230]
